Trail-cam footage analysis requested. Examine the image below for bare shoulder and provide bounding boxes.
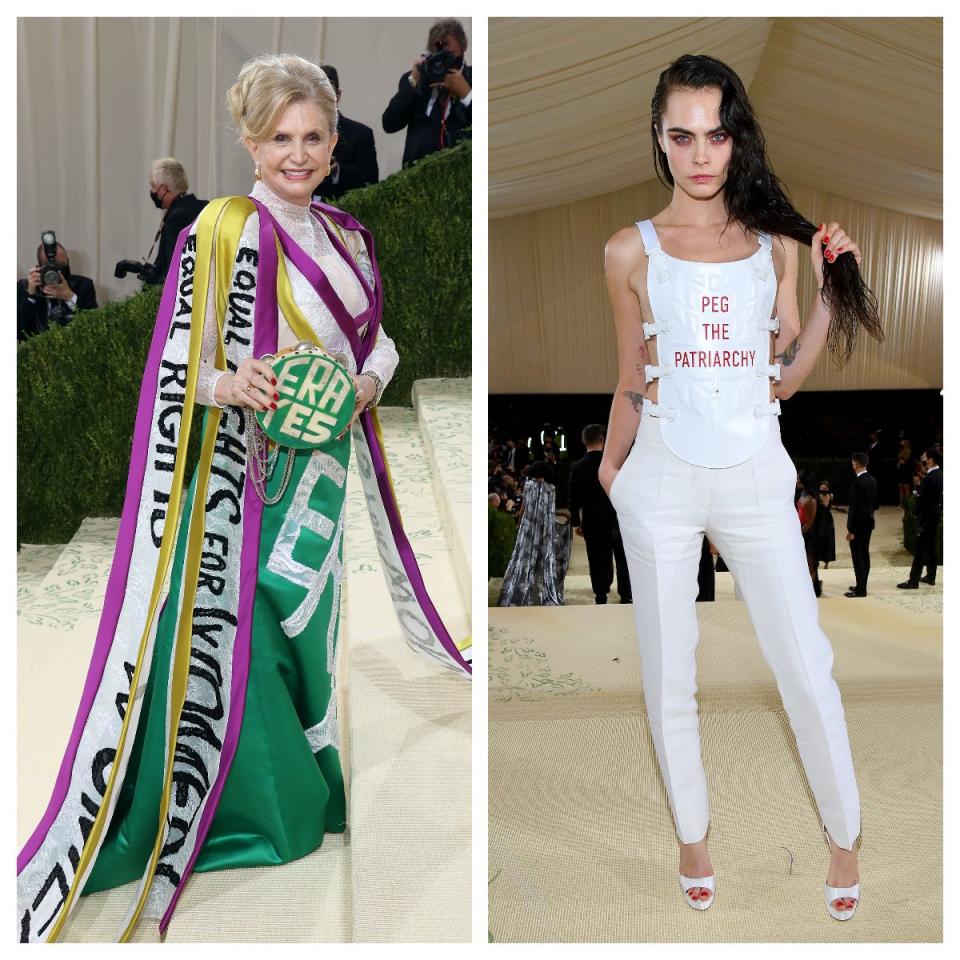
[769,232,799,283]
[604,225,646,277]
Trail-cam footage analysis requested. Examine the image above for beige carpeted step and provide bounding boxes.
[489,600,941,942]
[343,403,471,943]
[412,378,472,610]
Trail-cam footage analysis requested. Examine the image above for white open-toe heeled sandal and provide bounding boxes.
[822,825,860,920]
[678,873,715,911]
[824,882,860,921]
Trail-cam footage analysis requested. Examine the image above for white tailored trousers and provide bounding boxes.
[609,412,861,850]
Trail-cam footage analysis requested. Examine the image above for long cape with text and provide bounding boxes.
[17,195,471,943]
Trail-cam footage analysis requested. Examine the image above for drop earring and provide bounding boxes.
[255,162,262,181]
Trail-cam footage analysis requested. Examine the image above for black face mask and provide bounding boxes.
[150,190,164,209]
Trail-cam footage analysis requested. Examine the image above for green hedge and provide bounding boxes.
[488,507,517,579]
[18,142,471,544]
[901,493,943,564]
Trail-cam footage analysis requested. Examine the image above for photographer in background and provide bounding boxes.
[313,64,379,201]
[382,18,472,168]
[18,236,97,341]
[120,158,207,286]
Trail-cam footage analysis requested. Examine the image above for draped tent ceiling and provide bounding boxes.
[489,17,943,394]
[490,17,942,220]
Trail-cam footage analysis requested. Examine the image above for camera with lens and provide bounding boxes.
[418,48,463,93]
[114,259,156,283]
[39,230,62,287]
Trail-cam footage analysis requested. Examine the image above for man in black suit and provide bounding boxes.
[504,437,528,474]
[569,424,631,604]
[18,241,98,340]
[382,18,472,168]
[898,447,943,589]
[313,65,379,201]
[845,451,879,597]
[142,158,208,285]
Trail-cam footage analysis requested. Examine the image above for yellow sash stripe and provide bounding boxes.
[46,196,237,943]
[275,233,325,349]
[119,197,255,940]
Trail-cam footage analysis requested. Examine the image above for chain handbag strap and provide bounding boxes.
[245,411,296,505]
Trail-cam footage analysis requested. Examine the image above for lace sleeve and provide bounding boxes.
[340,227,396,403]
[194,240,230,408]
[360,325,399,405]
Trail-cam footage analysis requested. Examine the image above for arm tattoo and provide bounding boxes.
[775,338,801,366]
[622,390,644,413]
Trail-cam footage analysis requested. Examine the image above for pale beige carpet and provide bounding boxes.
[18,381,471,943]
[489,584,942,942]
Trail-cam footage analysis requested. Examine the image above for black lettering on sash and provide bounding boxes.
[29,860,70,938]
[213,430,246,467]
[172,765,209,810]
[191,607,237,650]
[201,551,227,572]
[154,442,178,473]
[207,464,243,502]
[67,845,80,872]
[234,268,256,292]
[154,861,182,889]
[115,660,136,719]
[236,246,258,267]
[78,792,100,844]
[196,570,225,596]
[227,291,254,321]
[224,328,251,347]
[91,747,116,797]
[204,531,229,556]
[159,390,186,404]
[206,483,242,523]
[159,361,189,390]
[174,742,211,793]
[177,709,223,751]
[151,489,170,548]
[169,318,191,337]
[157,403,182,443]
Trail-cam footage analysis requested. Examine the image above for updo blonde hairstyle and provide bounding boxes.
[226,53,338,143]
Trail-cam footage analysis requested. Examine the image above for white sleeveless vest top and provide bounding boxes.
[636,219,781,468]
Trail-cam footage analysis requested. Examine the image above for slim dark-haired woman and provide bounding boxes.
[601,54,882,921]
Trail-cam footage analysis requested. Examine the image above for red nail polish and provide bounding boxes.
[270,402,277,409]
[273,393,279,400]
[822,235,830,243]
[818,223,824,231]
[271,378,277,385]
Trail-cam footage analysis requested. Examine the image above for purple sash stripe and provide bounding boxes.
[359,409,471,674]
[311,202,384,368]
[17,227,191,875]
[159,208,277,931]
[256,202,367,362]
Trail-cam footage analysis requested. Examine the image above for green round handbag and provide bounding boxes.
[254,341,356,449]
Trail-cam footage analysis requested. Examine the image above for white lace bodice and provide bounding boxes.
[194,180,398,407]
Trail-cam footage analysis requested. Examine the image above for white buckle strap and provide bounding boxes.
[756,362,781,380]
[645,401,678,421]
[642,319,671,339]
[759,316,780,333]
[644,362,675,384]
[754,400,781,417]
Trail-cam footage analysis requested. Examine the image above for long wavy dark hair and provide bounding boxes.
[651,54,883,365]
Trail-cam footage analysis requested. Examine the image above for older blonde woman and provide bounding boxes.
[18,53,469,943]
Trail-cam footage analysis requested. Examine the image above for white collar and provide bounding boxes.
[855,469,868,476]
[926,465,940,472]
[251,179,313,225]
